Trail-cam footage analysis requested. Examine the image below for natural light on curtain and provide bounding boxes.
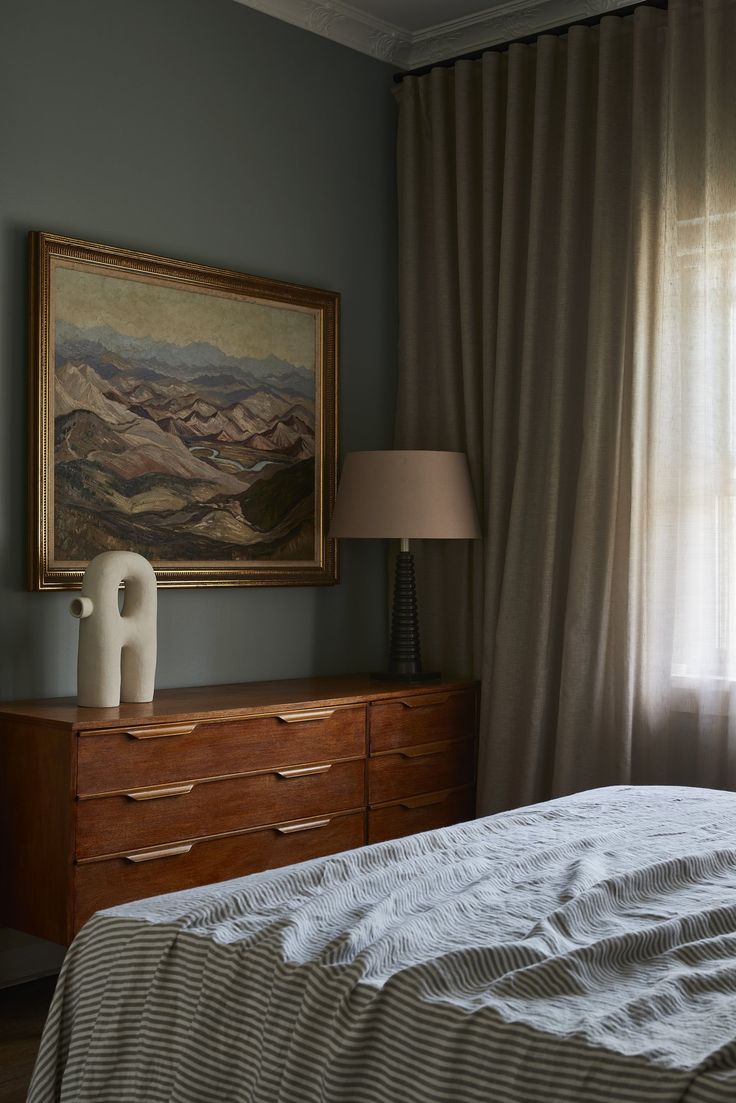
[667,215,736,683]
[646,4,736,712]
[395,0,736,808]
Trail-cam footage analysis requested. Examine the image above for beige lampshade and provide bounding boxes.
[329,450,481,540]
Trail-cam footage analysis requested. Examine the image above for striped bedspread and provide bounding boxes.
[29,785,736,1103]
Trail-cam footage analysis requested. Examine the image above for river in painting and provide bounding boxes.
[52,264,318,563]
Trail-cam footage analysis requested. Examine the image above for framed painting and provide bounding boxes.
[28,232,339,590]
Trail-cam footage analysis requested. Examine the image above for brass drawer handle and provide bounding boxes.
[276,708,336,724]
[276,818,331,834]
[275,764,333,779]
[398,694,451,710]
[124,843,193,863]
[400,792,448,809]
[396,740,455,759]
[125,783,195,801]
[126,723,198,740]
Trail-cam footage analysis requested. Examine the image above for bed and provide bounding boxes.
[28,785,736,1102]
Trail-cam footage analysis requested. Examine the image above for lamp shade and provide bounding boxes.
[329,450,480,540]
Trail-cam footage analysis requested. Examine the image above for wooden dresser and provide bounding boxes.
[0,676,478,944]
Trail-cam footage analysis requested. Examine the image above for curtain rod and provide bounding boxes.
[393,0,668,82]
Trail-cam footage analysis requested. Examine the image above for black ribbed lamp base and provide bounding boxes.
[373,547,440,683]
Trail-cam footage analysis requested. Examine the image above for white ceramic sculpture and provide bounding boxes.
[69,551,157,708]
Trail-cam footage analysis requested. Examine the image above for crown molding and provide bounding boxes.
[232,0,639,70]
[232,0,411,64]
[406,0,635,68]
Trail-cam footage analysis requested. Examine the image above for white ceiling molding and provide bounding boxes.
[233,0,641,69]
[233,0,412,63]
[406,0,635,69]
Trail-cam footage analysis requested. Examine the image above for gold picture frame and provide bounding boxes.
[28,232,339,590]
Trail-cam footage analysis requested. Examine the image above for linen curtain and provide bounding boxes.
[395,0,736,812]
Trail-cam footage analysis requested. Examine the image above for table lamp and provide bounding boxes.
[329,450,480,681]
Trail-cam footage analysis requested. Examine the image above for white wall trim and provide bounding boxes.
[232,0,412,64]
[232,0,642,69]
[406,0,635,68]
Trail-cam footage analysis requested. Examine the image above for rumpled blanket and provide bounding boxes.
[29,785,736,1102]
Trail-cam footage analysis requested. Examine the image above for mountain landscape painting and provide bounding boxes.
[30,234,338,589]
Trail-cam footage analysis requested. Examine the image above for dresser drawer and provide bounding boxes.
[77,705,366,796]
[368,786,475,844]
[74,810,365,931]
[368,738,475,805]
[76,758,365,860]
[369,690,476,753]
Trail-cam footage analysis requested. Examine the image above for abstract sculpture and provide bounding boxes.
[69,551,157,708]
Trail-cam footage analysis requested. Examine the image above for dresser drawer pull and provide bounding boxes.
[275,764,333,779]
[398,694,451,710]
[125,723,198,741]
[276,708,336,724]
[397,740,455,759]
[125,783,195,801]
[124,843,194,863]
[276,818,331,834]
[400,792,448,809]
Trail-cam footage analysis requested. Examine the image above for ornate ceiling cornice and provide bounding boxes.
[233,0,411,63]
[233,0,640,70]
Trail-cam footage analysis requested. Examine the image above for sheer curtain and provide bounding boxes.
[395,0,736,812]
[641,0,736,787]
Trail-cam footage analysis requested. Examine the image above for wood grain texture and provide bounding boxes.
[368,738,476,805]
[0,718,73,945]
[0,675,479,944]
[368,786,476,844]
[76,759,365,859]
[0,676,477,731]
[369,689,476,752]
[77,706,367,795]
[74,811,365,930]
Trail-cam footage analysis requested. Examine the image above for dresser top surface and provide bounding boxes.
[0,674,478,731]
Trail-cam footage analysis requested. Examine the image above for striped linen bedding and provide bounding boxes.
[29,785,736,1103]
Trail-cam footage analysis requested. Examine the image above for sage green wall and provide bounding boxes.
[0,0,397,704]
[0,0,396,982]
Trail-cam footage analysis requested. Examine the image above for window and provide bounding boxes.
[670,212,736,683]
